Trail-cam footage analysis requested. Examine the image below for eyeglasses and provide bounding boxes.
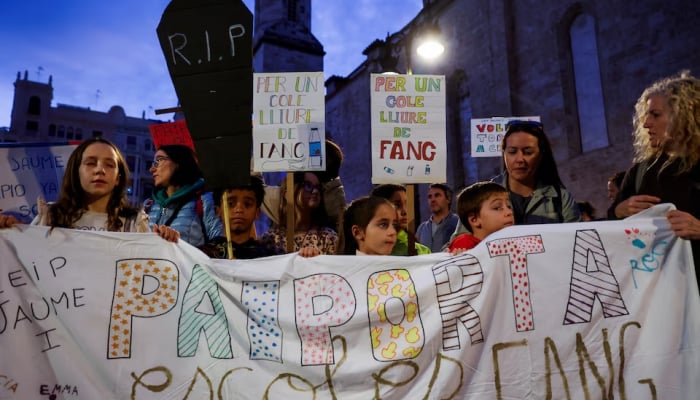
[302,181,321,194]
[150,156,169,169]
[505,119,544,132]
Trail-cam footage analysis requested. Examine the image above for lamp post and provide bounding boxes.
[390,23,445,236]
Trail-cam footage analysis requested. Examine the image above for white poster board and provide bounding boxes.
[1,205,698,399]
[371,74,446,183]
[0,143,76,222]
[253,72,326,172]
[470,116,540,157]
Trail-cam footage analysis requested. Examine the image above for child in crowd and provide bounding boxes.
[260,171,338,256]
[202,175,284,259]
[337,196,398,255]
[448,181,514,252]
[577,200,596,221]
[0,138,178,241]
[371,184,430,256]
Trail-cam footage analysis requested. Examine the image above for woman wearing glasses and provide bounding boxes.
[260,171,338,255]
[497,120,581,224]
[146,144,222,247]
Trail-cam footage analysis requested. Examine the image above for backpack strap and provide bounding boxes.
[162,192,209,241]
[195,194,209,241]
[553,185,563,223]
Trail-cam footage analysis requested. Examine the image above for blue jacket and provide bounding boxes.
[147,178,222,247]
[416,213,460,252]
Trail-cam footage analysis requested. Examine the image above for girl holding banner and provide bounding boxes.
[0,138,178,241]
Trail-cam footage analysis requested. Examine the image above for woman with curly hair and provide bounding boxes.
[608,71,700,286]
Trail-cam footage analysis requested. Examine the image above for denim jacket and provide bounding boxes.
[147,179,222,247]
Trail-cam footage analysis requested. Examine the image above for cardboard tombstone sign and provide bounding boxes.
[157,0,253,191]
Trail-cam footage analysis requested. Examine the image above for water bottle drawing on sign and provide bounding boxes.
[406,165,414,176]
[425,164,431,175]
[384,166,395,174]
[308,127,322,167]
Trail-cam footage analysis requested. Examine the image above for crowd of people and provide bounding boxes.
[0,71,698,284]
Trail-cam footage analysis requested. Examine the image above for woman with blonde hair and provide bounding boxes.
[608,71,700,287]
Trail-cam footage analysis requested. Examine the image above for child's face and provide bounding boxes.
[388,190,408,230]
[218,189,259,237]
[470,192,514,239]
[355,203,397,255]
[79,142,120,203]
[297,172,321,211]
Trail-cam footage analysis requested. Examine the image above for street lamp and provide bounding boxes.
[380,22,445,234]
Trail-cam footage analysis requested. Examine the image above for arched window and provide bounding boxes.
[28,96,41,115]
[570,13,608,152]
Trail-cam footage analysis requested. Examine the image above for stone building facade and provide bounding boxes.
[4,71,165,204]
[325,0,700,220]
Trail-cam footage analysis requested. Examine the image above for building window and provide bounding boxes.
[48,124,56,137]
[57,125,65,138]
[570,13,608,152]
[126,135,137,151]
[66,127,74,139]
[144,138,152,151]
[28,96,41,115]
[26,120,39,134]
[75,128,83,140]
[288,0,297,22]
[126,155,136,173]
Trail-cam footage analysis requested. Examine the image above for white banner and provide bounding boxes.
[253,72,325,172]
[1,205,698,399]
[371,74,446,183]
[470,116,540,157]
[0,144,76,222]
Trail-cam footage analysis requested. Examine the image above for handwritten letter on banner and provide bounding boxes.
[0,205,698,399]
[371,74,446,183]
[253,72,325,172]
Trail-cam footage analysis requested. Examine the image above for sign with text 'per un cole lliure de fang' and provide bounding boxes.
[157,0,253,190]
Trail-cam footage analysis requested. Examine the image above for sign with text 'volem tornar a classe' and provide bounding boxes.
[470,116,541,157]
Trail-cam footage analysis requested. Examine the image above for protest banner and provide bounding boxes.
[470,116,540,157]
[253,72,326,172]
[0,143,76,222]
[370,73,446,183]
[0,205,698,399]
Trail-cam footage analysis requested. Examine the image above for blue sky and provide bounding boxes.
[0,0,422,127]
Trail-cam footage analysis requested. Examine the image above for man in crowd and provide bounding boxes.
[416,183,460,252]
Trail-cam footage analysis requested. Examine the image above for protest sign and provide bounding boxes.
[157,0,253,190]
[470,116,540,157]
[370,74,446,183]
[148,120,195,151]
[253,72,326,172]
[0,143,75,222]
[1,205,698,399]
